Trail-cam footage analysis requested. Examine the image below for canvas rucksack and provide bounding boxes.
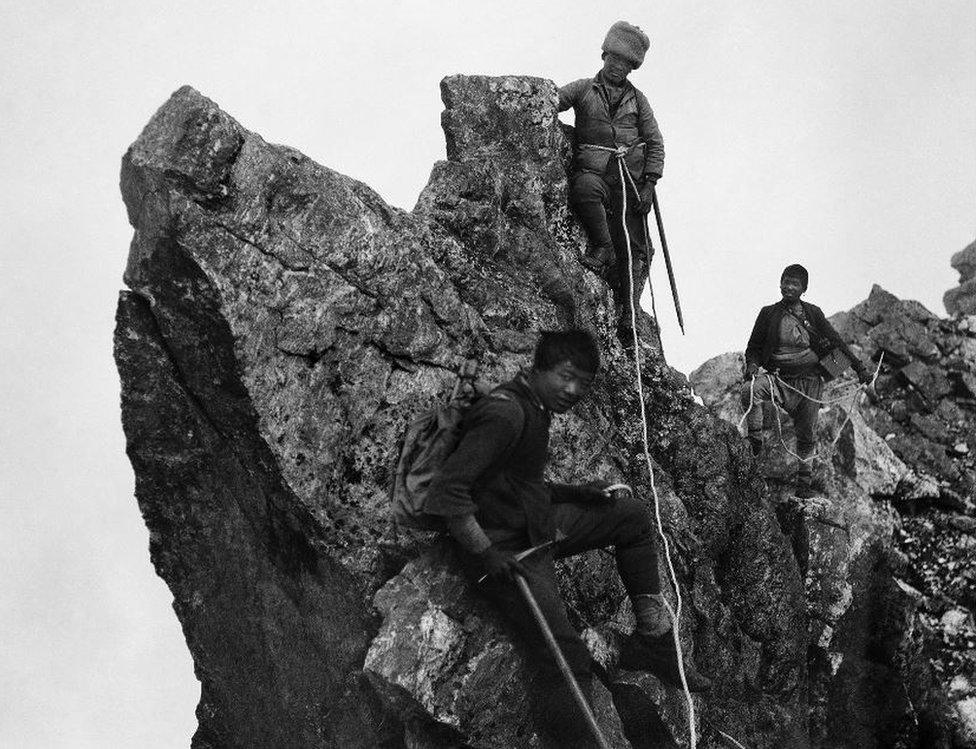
[389,362,517,530]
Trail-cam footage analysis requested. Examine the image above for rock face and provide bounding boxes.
[691,283,976,747]
[117,78,935,748]
[945,239,976,316]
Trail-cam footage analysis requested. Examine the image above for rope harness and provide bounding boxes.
[740,356,883,465]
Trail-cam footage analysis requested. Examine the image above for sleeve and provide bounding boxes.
[557,79,585,113]
[425,398,524,518]
[811,305,866,372]
[635,89,664,180]
[445,514,492,554]
[547,482,588,504]
[744,308,768,367]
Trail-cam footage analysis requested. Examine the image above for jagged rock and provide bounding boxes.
[833,285,941,365]
[117,79,859,748]
[581,624,711,749]
[691,282,976,747]
[945,239,976,316]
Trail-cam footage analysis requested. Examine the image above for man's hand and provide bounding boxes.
[744,362,759,382]
[475,546,527,582]
[638,182,656,215]
[856,367,873,385]
[576,480,618,503]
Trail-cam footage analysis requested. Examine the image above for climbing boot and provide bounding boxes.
[619,631,713,692]
[581,244,614,272]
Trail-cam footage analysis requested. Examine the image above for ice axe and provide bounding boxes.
[476,530,568,584]
[481,532,612,749]
[649,189,685,334]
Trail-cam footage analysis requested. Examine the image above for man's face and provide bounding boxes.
[531,360,596,414]
[601,52,634,85]
[780,275,806,302]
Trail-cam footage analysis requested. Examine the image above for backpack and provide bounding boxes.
[389,362,517,530]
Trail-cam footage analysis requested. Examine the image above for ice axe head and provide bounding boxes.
[514,529,567,563]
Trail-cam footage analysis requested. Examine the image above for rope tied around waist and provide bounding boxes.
[740,355,884,464]
[578,141,645,155]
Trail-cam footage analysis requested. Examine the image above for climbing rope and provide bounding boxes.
[613,152,699,749]
[584,143,752,748]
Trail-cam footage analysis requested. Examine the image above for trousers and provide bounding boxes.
[458,496,659,679]
[569,169,650,303]
[740,372,824,478]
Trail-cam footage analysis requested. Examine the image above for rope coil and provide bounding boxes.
[740,355,883,464]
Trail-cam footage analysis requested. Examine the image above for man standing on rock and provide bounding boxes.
[426,329,709,745]
[559,21,664,315]
[741,264,872,498]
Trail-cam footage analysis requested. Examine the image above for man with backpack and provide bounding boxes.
[740,264,872,498]
[425,329,710,743]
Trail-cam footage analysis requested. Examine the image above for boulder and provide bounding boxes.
[363,548,631,748]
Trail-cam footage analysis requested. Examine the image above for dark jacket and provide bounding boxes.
[558,73,664,182]
[426,376,557,544]
[745,299,865,376]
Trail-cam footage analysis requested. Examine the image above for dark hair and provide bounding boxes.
[781,263,809,290]
[533,329,600,374]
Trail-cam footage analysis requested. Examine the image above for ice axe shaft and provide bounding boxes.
[650,190,685,334]
[514,572,612,749]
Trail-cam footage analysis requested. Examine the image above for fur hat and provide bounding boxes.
[781,264,809,290]
[602,21,650,69]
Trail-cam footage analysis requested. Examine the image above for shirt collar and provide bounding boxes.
[514,371,546,412]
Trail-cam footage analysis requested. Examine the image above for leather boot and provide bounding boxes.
[619,630,713,692]
[581,244,614,272]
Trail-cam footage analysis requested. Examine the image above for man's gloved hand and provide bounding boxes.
[638,181,656,215]
[744,362,759,381]
[856,367,873,385]
[475,546,527,582]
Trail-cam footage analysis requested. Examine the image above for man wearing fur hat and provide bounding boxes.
[740,264,872,498]
[558,21,664,308]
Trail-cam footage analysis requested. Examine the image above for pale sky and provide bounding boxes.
[1,2,973,746]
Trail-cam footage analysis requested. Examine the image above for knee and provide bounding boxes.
[615,496,654,537]
[571,173,608,205]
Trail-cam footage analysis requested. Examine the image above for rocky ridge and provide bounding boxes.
[115,78,959,747]
[691,286,976,746]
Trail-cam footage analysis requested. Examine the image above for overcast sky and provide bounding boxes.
[1,1,973,746]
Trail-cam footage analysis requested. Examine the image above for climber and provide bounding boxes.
[740,264,873,498]
[558,21,664,313]
[425,329,710,745]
